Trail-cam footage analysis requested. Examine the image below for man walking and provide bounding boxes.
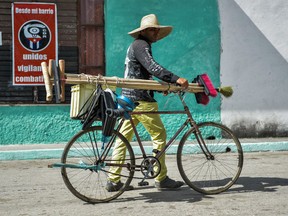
[107,14,188,192]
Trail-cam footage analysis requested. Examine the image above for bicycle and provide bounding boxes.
[49,87,243,203]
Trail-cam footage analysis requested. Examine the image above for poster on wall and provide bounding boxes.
[12,3,57,86]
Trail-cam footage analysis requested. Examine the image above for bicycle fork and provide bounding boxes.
[188,117,214,160]
[193,130,215,160]
[179,93,214,160]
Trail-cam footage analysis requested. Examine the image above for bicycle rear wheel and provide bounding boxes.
[61,126,135,203]
[177,122,243,194]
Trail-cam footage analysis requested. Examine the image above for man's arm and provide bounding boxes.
[133,40,180,83]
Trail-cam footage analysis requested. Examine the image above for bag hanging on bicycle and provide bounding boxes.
[101,90,117,137]
[81,85,117,137]
[80,85,103,129]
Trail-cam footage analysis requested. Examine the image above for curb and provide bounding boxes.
[0,141,288,161]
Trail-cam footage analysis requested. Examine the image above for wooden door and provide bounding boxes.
[78,0,104,75]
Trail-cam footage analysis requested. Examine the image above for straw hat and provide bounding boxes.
[128,14,173,40]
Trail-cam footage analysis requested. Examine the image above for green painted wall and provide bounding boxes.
[105,0,221,140]
[0,105,81,145]
[0,0,221,145]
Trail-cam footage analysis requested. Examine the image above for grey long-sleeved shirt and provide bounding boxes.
[122,36,179,102]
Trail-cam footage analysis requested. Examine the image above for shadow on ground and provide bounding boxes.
[103,176,288,204]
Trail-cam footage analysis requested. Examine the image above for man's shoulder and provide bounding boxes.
[132,38,150,49]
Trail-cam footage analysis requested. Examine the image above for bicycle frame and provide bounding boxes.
[50,90,243,203]
[101,92,214,165]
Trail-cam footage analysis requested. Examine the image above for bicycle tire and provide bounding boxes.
[61,126,135,203]
[177,122,243,194]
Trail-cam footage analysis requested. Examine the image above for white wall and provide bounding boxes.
[218,0,288,137]
[235,0,288,63]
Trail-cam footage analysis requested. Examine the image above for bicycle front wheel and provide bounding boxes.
[61,126,135,203]
[177,122,243,194]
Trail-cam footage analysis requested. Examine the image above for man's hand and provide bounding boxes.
[176,78,189,89]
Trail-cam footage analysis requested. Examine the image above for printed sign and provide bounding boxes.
[12,3,57,85]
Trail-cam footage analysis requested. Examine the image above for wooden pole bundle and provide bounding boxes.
[41,59,233,102]
[63,73,204,93]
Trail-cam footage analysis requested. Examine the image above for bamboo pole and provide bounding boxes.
[41,62,53,101]
[59,59,65,102]
[48,59,54,79]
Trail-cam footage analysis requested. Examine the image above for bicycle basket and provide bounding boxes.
[70,84,97,120]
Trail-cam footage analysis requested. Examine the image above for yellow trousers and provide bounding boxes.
[108,101,167,182]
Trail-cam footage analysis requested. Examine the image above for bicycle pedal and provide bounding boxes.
[138,181,149,186]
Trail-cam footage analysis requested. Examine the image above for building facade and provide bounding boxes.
[1,0,223,144]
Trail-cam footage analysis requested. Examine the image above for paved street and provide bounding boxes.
[0,151,287,216]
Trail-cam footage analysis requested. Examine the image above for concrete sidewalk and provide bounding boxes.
[0,137,288,160]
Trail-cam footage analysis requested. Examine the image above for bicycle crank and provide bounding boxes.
[140,156,161,179]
